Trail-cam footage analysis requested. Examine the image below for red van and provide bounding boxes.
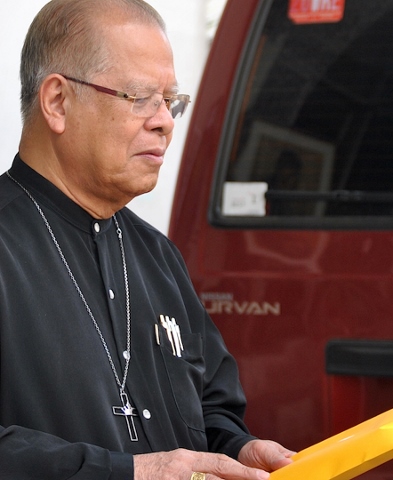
[169,0,393,477]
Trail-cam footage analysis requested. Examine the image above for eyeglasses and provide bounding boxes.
[61,74,190,119]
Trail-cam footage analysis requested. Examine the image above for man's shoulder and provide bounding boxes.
[0,171,23,213]
[121,207,169,240]
[120,207,182,258]
[120,207,191,281]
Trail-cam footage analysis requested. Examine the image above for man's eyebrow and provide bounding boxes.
[124,80,155,93]
[167,84,180,95]
[124,80,179,95]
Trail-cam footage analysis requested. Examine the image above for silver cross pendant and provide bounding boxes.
[112,391,138,441]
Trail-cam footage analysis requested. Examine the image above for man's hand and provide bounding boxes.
[238,439,295,472]
[134,447,278,480]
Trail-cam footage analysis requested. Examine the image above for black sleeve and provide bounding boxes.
[206,427,257,459]
[0,425,133,480]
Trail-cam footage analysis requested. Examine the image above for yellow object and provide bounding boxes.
[270,409,393,479]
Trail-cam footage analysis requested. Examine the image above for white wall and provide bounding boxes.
[130,0,210,233]
[0,0,221,233]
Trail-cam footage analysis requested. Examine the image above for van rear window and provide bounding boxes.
[212,0,393,229]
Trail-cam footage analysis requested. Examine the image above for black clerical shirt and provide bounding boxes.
[0,156,255,479]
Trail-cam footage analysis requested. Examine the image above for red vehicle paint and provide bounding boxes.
[169,0,393,477]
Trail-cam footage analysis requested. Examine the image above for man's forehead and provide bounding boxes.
[102,21,175,79]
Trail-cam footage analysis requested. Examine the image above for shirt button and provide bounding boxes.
[143,409,151,420]
[109,289,115,300]
[94,222,100,233]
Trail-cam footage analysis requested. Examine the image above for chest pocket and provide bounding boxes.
[160,331,205,431]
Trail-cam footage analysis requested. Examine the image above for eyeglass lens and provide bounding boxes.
[131,92,189,119]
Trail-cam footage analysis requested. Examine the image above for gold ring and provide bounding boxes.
[191,473,206,480]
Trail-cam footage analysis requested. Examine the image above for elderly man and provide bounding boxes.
[0,0,294,478]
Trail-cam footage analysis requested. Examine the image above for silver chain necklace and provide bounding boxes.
[7,171,139,441]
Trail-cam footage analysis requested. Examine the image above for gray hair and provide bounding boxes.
[20,0,166,125]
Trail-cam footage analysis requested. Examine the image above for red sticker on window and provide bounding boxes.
[288,0,346,24]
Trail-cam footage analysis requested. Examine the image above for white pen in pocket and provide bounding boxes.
[174,321,184,352]
[158,314,184,357]
[159,314,176,355]
[167,316,182,357]
[154,323,160,345]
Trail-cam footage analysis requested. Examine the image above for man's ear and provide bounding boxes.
[39,74,69,134]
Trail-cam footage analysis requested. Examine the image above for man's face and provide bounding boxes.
[58,21,177,217]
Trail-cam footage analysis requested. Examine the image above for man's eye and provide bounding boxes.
[133,95,151,107]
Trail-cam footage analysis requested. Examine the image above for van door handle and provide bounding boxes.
[326,339,393,377]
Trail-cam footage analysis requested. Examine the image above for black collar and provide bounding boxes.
[9,154,113,234]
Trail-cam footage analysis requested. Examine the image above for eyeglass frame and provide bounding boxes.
[59,74,191,119]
